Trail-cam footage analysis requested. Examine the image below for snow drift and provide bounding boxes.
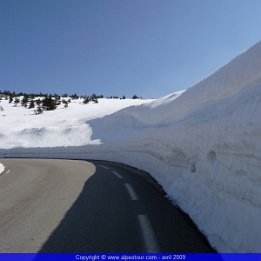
[1,41,261,252]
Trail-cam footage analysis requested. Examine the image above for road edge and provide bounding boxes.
[90,159,217,253]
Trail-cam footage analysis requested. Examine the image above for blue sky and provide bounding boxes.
[1,0,261,98]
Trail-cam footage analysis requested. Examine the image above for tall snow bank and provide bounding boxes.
[118,41,261,126]
[85,41,261,252]
[1,41,261,252]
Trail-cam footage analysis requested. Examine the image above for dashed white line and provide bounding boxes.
[100,165,109,170]
[112,170,123,179]
[138,214,160,253]
[6,170,10,174]
[125,183,139,200]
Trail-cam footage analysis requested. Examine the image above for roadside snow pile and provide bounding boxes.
[0,163,4,175]
[1,41,261,252]
[86,41,261,252]
[90,41,261,252]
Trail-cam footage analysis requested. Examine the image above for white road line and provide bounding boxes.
[100,165,109,170]
[125,183,139,200]
[112,170,123,179]
[6,170,10,174]
[138,214,160,253]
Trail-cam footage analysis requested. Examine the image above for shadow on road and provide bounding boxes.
[38,164,143,252]
[37,162,215,253]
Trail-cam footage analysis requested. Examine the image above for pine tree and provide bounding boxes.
[34,106,43,115]
[62,99,69,108]
[83,96,90,104]
[21,95,29,108]
[28,100,35,109]
[91,94,98,103]
[35,99,41,106]
[14,98,20,106]
[42,96,57,110]
[71,93,79,99]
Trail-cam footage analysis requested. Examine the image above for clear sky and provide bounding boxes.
[1,0,261,98]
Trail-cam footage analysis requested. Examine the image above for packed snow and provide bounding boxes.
[0,163,4,175]
[1,41,261,252]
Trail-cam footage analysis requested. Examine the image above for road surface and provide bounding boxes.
[0,158,214,252]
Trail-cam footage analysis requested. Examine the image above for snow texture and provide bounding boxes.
[0,98,153,148]
[0,163,4,174]
[1,41,261,252]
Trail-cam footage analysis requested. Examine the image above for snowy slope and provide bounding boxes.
[0,98,153,148]
[1,41,261,252]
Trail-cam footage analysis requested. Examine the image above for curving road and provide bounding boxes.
[0,158,214,253]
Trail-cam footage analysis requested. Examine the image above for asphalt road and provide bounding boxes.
[0,158,214,253]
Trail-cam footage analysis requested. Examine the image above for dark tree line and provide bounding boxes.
[1,90,142,100]
[0,90,142,115]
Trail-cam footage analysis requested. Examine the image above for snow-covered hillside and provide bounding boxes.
[0,98,153,148]
[1,41,261,252]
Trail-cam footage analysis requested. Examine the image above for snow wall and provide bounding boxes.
[1,41,261,252]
